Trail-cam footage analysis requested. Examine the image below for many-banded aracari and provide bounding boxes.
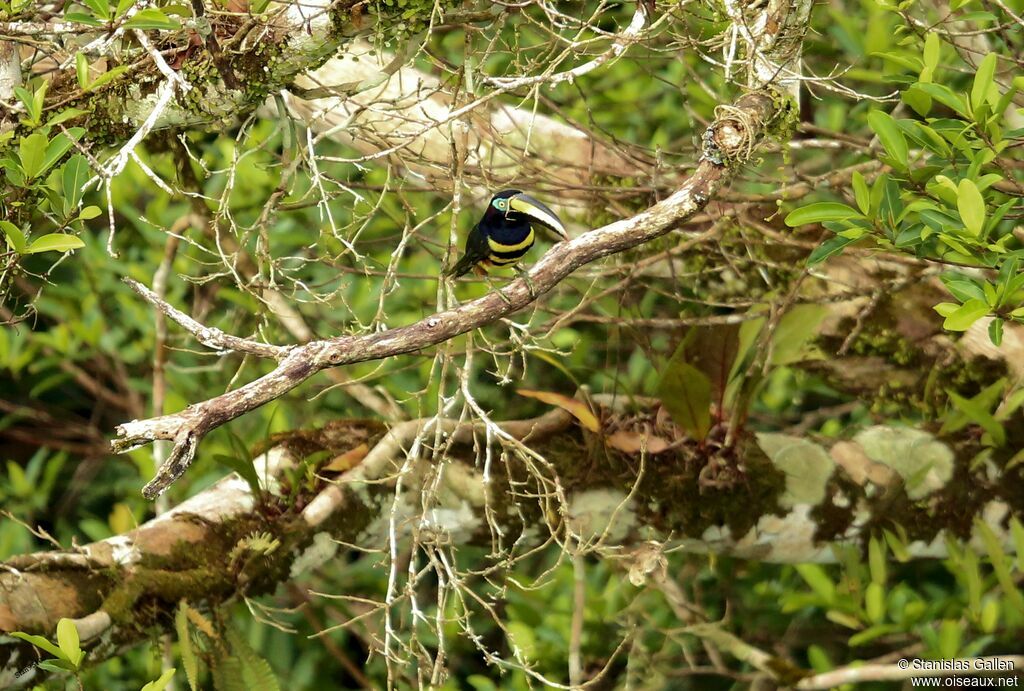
[446,190,567,278]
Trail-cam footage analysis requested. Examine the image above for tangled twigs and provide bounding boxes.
[113,89,782,499]
[302,407,572,527]
[1,409,565,668]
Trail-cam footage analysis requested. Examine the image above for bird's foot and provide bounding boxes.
[485,275,514,306]
[515,266,537,299]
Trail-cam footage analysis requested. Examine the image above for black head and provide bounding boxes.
[483,190,567,238]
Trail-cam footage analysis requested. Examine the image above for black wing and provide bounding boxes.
[446,224,490,277]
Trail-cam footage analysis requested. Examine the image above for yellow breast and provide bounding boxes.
[487,228,535,254]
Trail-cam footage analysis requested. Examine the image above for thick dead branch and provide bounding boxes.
[0,41,20,103]
[278,38,648,191]
[723,0,813,98]
[78,0,355,136]
[6,399,1023,681]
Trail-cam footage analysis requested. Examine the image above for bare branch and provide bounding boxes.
[483,3,651,89]
[124,278,292,360]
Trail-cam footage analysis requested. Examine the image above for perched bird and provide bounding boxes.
[446,190,567,278]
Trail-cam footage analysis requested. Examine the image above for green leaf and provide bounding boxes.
[56,618,83,668]
[937,620,962,658]
[867,110,908,169]
[18,132,48,179]
[959,10,997,21]
[940,298,989,331]
[668,325,740,412]
[467,676,500,691]
[727,313,766,383]
[971,52,997,113]
[961,550,983,615]
[976,518,1024,613]
[25,234,85,254]
[784,202,861,226]
[947,391,1006,446]
[82,0,111,19]
[996,387,1024,423]
[989,318,1003,346]
[87,66,129,92]
[76,52,89,89]
[213,454,263,495]
[942,379,1006,437]
[956,178,986,237]
[902,86,932,116]
[40,132,78,180]
[62,154,92,210]
[770,304,829,366]
[852,171,870,214]
[807,234,857,266]
[849,624,900,647]
[212,656,246,691]
[940,275,986,303]
[868,112,909,169]
[38,659,78,673]
[883,528,910,562]
[914,82,969,116]
[909,123,949,156]
[658,360,712,441]
[114,0,136,19]
[871,51,921,73]
[46,107,89,127]
[78,206,102,221]
[980,599,1000,634]
[162,3,195,17]
[124,8,181,30]
[1011,517,1024,572]
[32,82,47,124]
[921,31,939,80]
[9,631,65,660]
[868,536,887,585]
[14,86,38,122]
[227,627,281,691]
[795,564,835,605]
[141,669,178,691]
[865,582,885,624]
[0,221,27,254]
[66,11,106,25]
[177,603,200,691]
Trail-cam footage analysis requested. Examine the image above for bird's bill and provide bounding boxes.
[508,193,567,239]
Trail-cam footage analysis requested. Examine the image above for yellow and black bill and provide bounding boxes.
[508,193,567,239]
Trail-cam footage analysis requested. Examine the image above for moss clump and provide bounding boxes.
[809,471,860,543]
[765,89,799,144]
[621,433,787,540]
[364,0,437,45]
[253,418,388,461]
[656,437,787,539]
[841,323,920,368]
